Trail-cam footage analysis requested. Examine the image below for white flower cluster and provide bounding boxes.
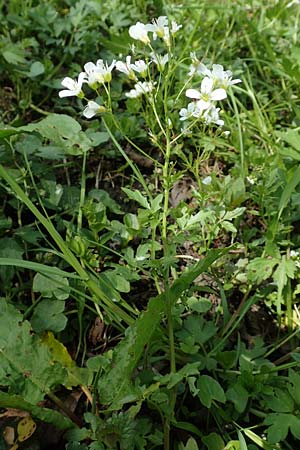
[129,16,182,47]
[58,16,179,118]
[58,17,240,129]
[180,54,242,127]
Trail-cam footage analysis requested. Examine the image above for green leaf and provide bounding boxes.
[0,258,80,279]
[177,315,217,346]
[197,375,226,408]
[32,273,70,300]
[184,437,199,450]
[278,165,300,218]
[247,257,278,284]
[0,392,75,430]
[264,388,294,413]
[238,431,248,450]
[122,187,150,209]
[0,301,67,403]
[264,413,300,443]
[276,129,300,152]
[31,299,67,333]
[202,432,225,450]
[97,248,228,408]
[187,296,212,313]
[226,384,249,413]
[288,369,300,406]
[273,256,295,294]
[41,332,90,389]
[28,61,45,77]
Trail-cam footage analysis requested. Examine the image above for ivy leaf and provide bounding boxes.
[32,273,70,300]
[31,299,67,333]
[197,375,226,408]
[264,413,300,443]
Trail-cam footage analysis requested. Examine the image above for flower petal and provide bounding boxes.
[186,89,201,99]
[211,88,227,101]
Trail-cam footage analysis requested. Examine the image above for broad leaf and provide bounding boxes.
[197,375,226,408]
[31,299,67,333]
[264,413,300,443]
[0,301,66,403]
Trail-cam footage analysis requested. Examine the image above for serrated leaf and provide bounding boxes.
[177,315,217,345]
[273,257,295,293]
[0,301,67,403]
[187,297,212,313]
[197,375,226,408]
[288,369,300,406]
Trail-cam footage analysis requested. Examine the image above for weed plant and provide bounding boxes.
[1,1,300,449]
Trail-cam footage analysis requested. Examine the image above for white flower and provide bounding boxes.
[195,63,241,89]
[116,56,136,80]
[96,59,116,83]
[84,62,101,87]
[84,60,115,87]
[210,64,241,89]
[203,105,224,126]
[147,16,168,39]
[179,102,202,121]
[116,57,148,79]
[130,59,148,77]
[82,101,106,119]
[188,54,211,77]
[186,77,227,110]
[150,52,169,71]
[58,73,86,98]
[171,20,182,34]
[129,22,151,44]
[125,81,155,98]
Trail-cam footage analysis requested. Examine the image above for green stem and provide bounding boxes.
[78,149,87,232]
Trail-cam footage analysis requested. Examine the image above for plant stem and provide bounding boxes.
[78,149,87,232]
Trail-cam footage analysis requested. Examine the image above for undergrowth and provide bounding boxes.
[1,1,300,449]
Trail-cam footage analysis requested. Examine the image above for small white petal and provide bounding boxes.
[211,88,227,101]
[186,89,201,99]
